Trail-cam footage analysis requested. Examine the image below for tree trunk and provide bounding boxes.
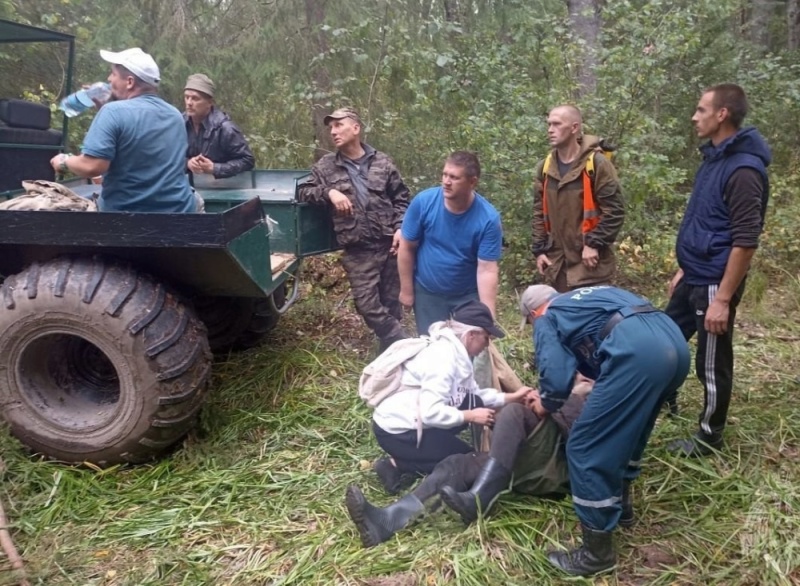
[749,0,773,49]
[443,0,462,23]
[304,0,333,161]
[566,0,599,98]
[790,0,800,50]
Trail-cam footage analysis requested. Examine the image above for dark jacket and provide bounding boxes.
[298,144,410,248]
[676,127,771,285]
[184,107,255,179]
[532,135,625,289]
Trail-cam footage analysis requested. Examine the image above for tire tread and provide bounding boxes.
[0,256,212,466]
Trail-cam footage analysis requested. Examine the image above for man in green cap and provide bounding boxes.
[183,73,254,180]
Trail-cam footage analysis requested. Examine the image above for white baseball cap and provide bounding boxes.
[100,48,160,87]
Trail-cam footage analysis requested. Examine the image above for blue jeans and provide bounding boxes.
[413,281,477,335]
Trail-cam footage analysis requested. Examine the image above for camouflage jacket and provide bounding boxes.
[298,144,410,248]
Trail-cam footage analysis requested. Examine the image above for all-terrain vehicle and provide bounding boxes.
[0,19,337,465]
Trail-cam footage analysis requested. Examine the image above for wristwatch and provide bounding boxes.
[58,153,71,173]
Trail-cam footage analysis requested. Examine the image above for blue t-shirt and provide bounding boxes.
[82,94,194,213]
[401,186,502,295]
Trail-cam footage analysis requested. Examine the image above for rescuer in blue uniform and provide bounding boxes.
[519,284,690,576]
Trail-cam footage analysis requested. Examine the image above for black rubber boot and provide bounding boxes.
[345,485,424,548]
[619,481,635,528]
[547,524,617,576]
[440,457,510,525]
[373,457,415,495]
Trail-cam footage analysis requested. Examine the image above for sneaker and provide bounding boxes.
[373,457,415,495]
[668,432,723,457]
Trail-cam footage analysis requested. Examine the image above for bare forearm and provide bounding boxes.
[397,240,417,293]
[477,263,499,316]
[716,247,756,303]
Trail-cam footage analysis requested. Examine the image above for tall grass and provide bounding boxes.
[1,284,799,585]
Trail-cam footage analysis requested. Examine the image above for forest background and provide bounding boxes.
[2,1,800,585]
[2,0,800,289]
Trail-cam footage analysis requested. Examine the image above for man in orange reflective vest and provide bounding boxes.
[532,105,625,292]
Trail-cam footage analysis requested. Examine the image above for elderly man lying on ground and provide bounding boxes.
[345,372,593,548]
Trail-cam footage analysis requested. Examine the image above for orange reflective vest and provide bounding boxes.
[541,152,600,235]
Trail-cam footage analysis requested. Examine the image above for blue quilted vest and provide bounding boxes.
[676,127,770,285]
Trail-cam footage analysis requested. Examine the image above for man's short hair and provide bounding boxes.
[446,151,481,179]
[113,64,158,92]
[705,83,748,129]
[551,104,583,124]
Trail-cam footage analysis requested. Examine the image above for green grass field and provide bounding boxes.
[1,274,799,585]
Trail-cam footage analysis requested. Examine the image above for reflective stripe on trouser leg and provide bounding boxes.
[567,316,690,531]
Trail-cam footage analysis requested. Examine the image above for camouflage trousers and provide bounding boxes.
[340,243,404,341]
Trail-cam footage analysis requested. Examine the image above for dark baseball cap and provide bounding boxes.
[323,107,362,126]
[451,299,505,338]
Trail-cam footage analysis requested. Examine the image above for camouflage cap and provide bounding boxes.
[324,107,362,126]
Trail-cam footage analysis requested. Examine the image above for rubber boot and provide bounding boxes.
[619,480,635,528]
[344,485,424,548]
[373,457,415,495]
[440,457,510,525]
[547,525,617,576]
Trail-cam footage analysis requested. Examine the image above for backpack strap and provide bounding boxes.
[541,151,600,235]
[541,153,554,234]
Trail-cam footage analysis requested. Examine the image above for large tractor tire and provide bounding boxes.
[0,256,212,465]
[194,284,286,354]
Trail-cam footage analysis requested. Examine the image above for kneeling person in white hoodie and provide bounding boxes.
[370,299,531,493]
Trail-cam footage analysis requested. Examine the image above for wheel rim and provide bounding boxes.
[15,332,122,431]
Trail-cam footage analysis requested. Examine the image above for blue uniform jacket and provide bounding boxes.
[534,286,652,413]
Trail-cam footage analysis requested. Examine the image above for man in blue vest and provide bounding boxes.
[666,83,771,457]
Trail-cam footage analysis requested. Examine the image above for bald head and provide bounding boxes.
[547,105,583,151]
[550,105,583,124]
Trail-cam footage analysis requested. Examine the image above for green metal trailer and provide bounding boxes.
[0,171,338,466]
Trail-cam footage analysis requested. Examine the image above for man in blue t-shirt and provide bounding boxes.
[398,151,503,335]
[50,48,195,213]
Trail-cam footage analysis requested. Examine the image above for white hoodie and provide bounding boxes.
[372,323,506,434]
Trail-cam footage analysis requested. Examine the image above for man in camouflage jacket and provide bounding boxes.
[299,108,410,350]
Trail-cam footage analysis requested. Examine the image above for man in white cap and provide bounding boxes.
[50,48,195,213]
[519,283,689,577]
[183,73,254,180]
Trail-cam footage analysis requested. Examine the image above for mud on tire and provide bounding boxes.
[0,256,212,465]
